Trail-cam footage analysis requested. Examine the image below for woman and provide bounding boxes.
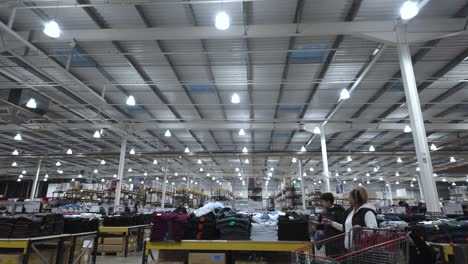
[323,186,378,250]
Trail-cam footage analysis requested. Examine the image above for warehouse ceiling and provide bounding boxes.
[0,0,467,193]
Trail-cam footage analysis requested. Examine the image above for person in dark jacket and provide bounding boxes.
[317,193,345,256]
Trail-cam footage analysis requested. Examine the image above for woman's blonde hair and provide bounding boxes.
[349,186,368,207]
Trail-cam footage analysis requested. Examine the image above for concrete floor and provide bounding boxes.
[97,254,143,264]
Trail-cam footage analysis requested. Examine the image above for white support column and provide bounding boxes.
[320,125,331,192]
[417,175,425,202]
[299,159,307,211]
[386,182,393,206]
[396,23,440,212]
[30,159,42,200]
[161,159,168,209]
[114,135,128,207]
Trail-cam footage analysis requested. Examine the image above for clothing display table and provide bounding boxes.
[142,239,312,264]
[99,225,150,257]
[0,232,98,264]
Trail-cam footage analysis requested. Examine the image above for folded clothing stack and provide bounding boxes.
[185,212,219,240]
[53,214,65,235]
[103,215,132,226]
[277,212,309,241]
[10,216,42,238]
[216,208,251,240]
[150,211,189,241]
[380,221,408,229]
[250,212,278,241]
[0,218,14,238]
[64,218,99,233]
[415,220,468,243]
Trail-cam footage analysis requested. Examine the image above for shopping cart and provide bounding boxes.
[293,228,410,264]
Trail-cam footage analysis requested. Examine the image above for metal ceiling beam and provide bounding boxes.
[21,18,468,43]
[2,121,468,132]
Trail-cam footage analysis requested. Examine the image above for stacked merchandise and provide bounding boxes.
[277,212,310,241]
[416,220,468,243]
[103,214,152,226]
[0,214,65,238]
[150,207,189,241]
[377,214,408,229]
[185,202,223,240]
[216,208,251,240]
[0,218,14,238]
[64,217,99,233]
[250,212,279,241]
[10,216,42,238]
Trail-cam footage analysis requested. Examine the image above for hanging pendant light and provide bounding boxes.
[347,156,352,162]
[43,19,61,38]
[184,147,190,153]
[129,148,135,155]
[430,143,438,151]
[215,11,230,30]
[313,127,321,134]
[26,98,37,109]
[164,130,172,137]
[397,157,402,163]
[238,129,245,136]
[242,147,248,153]
[403,125,412,133]
[339,89,350,100]
[245,159,250,164]
[292,157,297,163]
[231,93,240,104]
[369,145,375,152]
[12,149,19,155]
[93,130,101,138]
[14,133,22,141]
[101,160,106,165]
[126,95,136,106]
[300,146,306,152]
[400,1,419,20]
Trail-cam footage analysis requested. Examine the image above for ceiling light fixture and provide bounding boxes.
[56,161,61,167]
[207,173,211,177]
[93,130,101,138]
[270,168,274,172]
[335,172,339,177]
[369,145,375,152]
[359,183,362,186]
[126,95,136,106]
[129,178,133,182]
[175,172,178,176]
[238,129,245,136]
[433,173,438,177]
[215,11,230,30]
[339,88,350,100]
[128,168,132,172]
[200,168,204,172]
[66,148,72,155]
[347,167,352,172]
[11,162,17,167]
[379,177,383,181]
[12,149,19,155]
[45,174,49,178]
[242,147,248,153]
[182,177,186,181]
[292,157,297,163]
[347,156,352,162]
[411,183,414,188]
[43,19,61,38]
[184,147,190,153]
[343,181,347,184]
[144,172,148,176]
[113,174,117,178]
[353,177,357,181]
[367,181,370,184]
[300,146,306,152]
[71,178,75,182]
[153,160,158,164]
[245,159,250,164]
[416,167,420,171]
[430,143,438,151]
[94,169,98,173]
[397,157,402,163]
[44,178,47,182]
[366,173,370,177]
[313,127,321,135]
[373,167,378,172]
[452,182,456,186]
[101,160,106,165]
[231,93,240,104]
[404,125,412,133]
[14,133,22,141]
[412,177,416,181]
[78,174,83,178]
[442,178,447,182]
[310,168,314,172]
[395,172,400,176]
[400,0,419,20]
[450,157,456,163]
[235,167,239,172]
[164,130,172,137]
[26,98,37,109]
[396,181,400,185]
[129,148,135,155]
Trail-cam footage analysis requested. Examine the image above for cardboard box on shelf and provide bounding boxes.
[189,253,225,264]
[103,237,124,245]
[102,244,124,252]
[0,254,22,264]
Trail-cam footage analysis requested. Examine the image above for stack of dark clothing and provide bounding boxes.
[0,218,14,238]
[103,215,133,226]
[53,214,65,235]
[64,218,99,234]
[185,212,219,240]
[150,208,189,241]
[278,212,310,241]
[11,216,42,238]
[216,208,251,240]
[415,221,468,243]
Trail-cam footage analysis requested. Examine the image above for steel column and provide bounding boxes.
[114,135,128,207]
[298,159,306,211]
[161,159,168,209]
[29,159,41,200]
[396,23,440,212]
[320,126,331,192]
[386,183,393,206]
